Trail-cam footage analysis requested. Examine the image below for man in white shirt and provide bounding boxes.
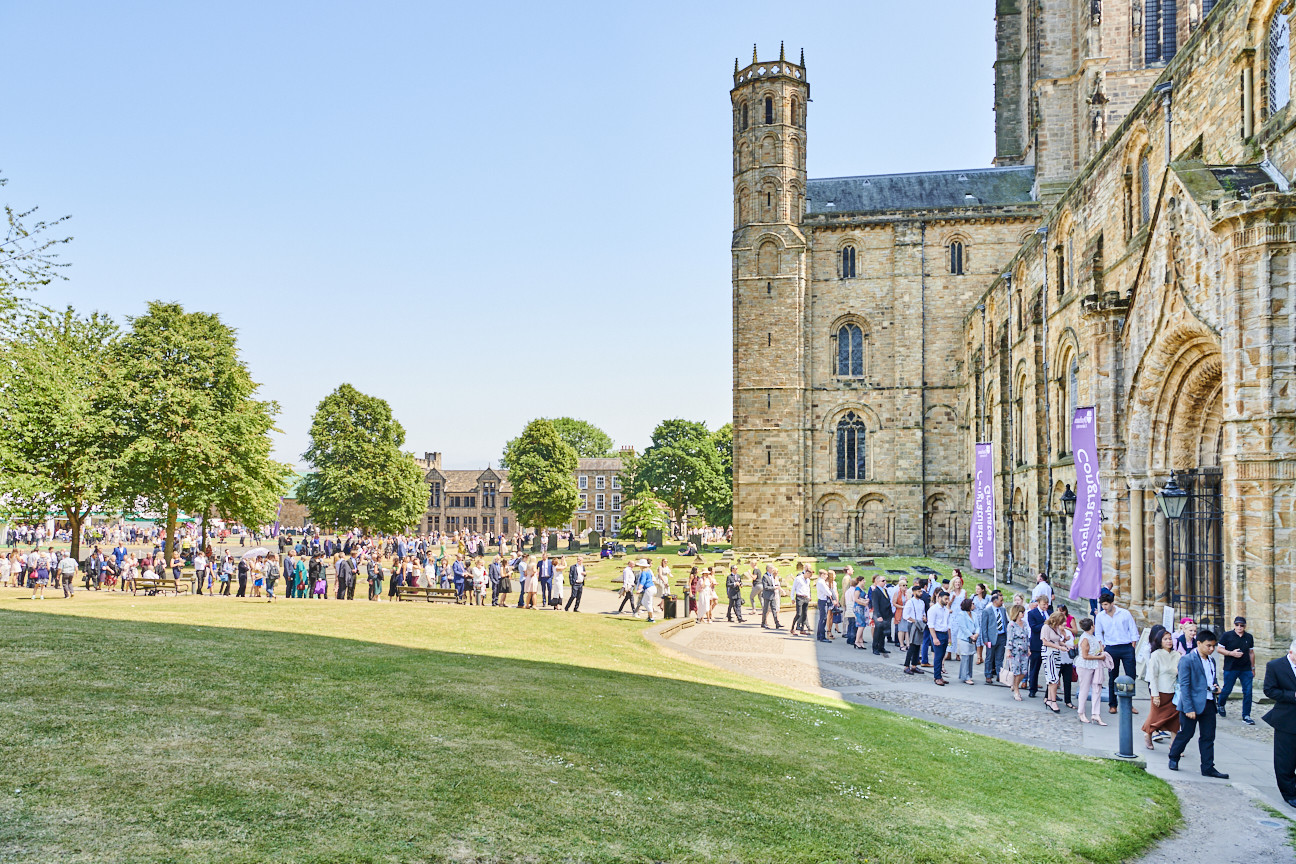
[1031,573,1054,609]
[791,567,812,636]
[616,562,636,614]
[927,591,953,685]
[564,556,585,612]
[1096,591,1141,714]
[57,553,78,598]
[903,588,927,674]
[815,570,835,643]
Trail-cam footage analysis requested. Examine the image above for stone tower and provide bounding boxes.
[731,44,809,553]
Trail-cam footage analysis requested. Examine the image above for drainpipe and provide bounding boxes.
[1154,81,1174,162]
[1002,270,1015,582]
[1037,223,1054,580]
[921,222,928,556]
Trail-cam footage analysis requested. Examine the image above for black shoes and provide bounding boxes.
[1286,798,1296,808]
[1202,768,1230,779]
[1167,760,1179,771]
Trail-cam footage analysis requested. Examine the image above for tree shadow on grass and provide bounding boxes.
[0,608,1176,864]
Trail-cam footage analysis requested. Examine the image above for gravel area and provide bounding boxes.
[716,655,865,690]
[689,631,785,655]
[851,688,1087,746]
[825,659,925,684]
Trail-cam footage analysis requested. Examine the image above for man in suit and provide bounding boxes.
[760,565,783,630]
[335,552,358,600]
[1168,628,1229,778]
[1026,596,1048,697]
[1262,639,1296,807]
[980,591,1007,684]
[724,565,746,623]
[537,554,554,606]
[869,575,893,656]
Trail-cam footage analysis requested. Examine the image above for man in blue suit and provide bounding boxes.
[1168,628,1229,778]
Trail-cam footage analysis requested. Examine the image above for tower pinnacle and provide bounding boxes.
[780,41,785,61]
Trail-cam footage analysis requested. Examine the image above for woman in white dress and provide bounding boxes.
[523,555,539,609]
[551,556,565,608]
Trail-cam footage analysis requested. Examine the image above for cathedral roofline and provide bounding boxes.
[806,166,1035,215]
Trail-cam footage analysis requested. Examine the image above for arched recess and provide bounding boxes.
[1013,361,1030,466]
[1053,327,1082,456]
[755,234,784,277]
[814,494,848,552]
[1051,480,1073,577]
[924,403,961,480]
[759,177,783,221]
[854,492,893,553]
[925,492,958,556]
[735,186,750,227]
[1011,486,1027,573]
[1126,326,1224,475]
[942,231,970,276]
[828,313,872,379]
[761,134,778,165]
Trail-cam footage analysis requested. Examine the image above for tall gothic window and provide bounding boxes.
[790,96,799,126]
[742,103,749,130]
[1144,0,1178,66]
[1271,12,1291,115]
[836,323,864,377]
[765,96,774,124]
[840,245,856,278]
[1139,151,1152,225]
[949,240,964,275]
[836,412,866,480]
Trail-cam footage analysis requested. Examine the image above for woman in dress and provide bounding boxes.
[688,566,701,619]
[1143,629,1182,749]
[1006,604,1031,701]
[550,556,565,609]
[951,598,979,685]
[1040,610,1070,713]
[496,557,513,608]
[972,583,990,663]
[121,554,138,596]
[250,555,265,598]
[697,569,715,623]
[658,558,673,614]
[0,550,11,588]
[946,572,967,660]
[1056,604,1077,708]
[1075,617,1109,724]
[30,550,50,600]
[1174,619,1199,656]
[523,555,539,609]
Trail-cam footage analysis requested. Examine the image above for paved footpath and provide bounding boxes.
[641,609,1296,863]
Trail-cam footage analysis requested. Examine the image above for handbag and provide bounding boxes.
[998,665,1014,686]
[1070,666,1079,682]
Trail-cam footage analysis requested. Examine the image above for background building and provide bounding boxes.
[732,0,1296,650]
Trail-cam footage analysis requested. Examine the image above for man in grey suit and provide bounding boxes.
[760,565,784,630]
[1168,628,1229,778]
[980,591,1007,684]
[335,553,359,600]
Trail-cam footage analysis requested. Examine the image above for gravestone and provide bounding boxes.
[531,536,542,553]
[587,531,601,550]
[646,528,663,547]
[567,537,581,551]
[688,533,702,549]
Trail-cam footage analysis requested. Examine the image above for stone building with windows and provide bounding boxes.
[732,0,1296,649]
[416,452,626,538]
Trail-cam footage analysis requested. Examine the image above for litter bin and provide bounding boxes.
[663,594,678,619]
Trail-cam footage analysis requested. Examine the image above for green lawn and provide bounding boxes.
[0,592,1176,863]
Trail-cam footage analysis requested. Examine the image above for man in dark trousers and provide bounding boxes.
[1168,628,1228,778]
[724,564,746,622]
[1026,595,1048,697]
[1262,639,1296,807]
[565,556,585,612]
[868,575,893,655]
[236,557,249,597]
[335,552,358,600]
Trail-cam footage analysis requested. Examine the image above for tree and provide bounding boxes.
[506,419,579,532]
[501,417,613,468]
[0,306,119,560]
[0,175,72,330]
[106,302,288,559]
[638,419,726,532]
[297,384,427,534]
[703,423,734,529]
[619,496,669,537]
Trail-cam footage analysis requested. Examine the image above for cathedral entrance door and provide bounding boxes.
[1167,468,1224,631]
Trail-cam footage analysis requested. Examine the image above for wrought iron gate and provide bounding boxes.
[1168,468,1224,630]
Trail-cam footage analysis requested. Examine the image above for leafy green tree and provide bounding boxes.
[619,496,669,537]
[638,419,726,532]
[105,302,288,558]
[297,384,427,534]
[0,306,119,559]
[703,423,733,529]
[0,175,72,329]
[506,419,579,531]
[501,417,613,468]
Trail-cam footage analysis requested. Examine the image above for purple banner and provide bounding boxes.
[969,443,995,570]
[1070,406,1103,600]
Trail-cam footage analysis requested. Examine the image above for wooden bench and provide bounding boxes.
[132,577,181,596]
[396,585,457,603]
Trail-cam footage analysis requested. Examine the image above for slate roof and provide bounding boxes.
[577,458,623,471]
[427,468,513,493]
[806,166,1036,215]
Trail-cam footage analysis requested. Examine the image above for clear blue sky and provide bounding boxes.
[2,1,995,469]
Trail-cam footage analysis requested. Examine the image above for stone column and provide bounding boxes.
[1130,485,1145,605]
[1153,505,1167,605]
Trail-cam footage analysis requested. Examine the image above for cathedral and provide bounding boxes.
[730,0,1296,650]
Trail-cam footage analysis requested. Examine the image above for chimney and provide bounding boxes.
[424,452,442,470]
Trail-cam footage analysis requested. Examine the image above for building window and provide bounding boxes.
[1271,11,1291,115]
[611,494,621,511]
[596,493,605,511]
[429,482,441,508]
[742,103,748,130]
[502,495,509,508]
[595,514,605,532]
[595,475,605,490]
[790,96,799,126]
[949,240,964,275]
[835,412,867,480]
[579,493,588,511]
[840,245,856,278]
[1144,0,1178,66]
[578,475,588,489]
[1139,151,1151,225]
[483,482,496,508]
[448,516,459,530]
[611,475,621,489]
[764,96,773,124]
[611,515,621,534]
[465,496,476,508]
[835,323,864,377]
[502,517,509,533]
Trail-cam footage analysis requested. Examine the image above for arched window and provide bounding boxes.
[1058,350,1079,455]
[1014,372,1028,466]
[742,103,749,130]
[1139,151,1152,225]
[836,323,864,377]
[790,96,799,126]
[949,240,964,275]
[836,412,866,480]
[840,245,856,278]
[1271,12,1291,115]
[1144,0,1178,66]
[757,241,777,277]
[765,96,774,124]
